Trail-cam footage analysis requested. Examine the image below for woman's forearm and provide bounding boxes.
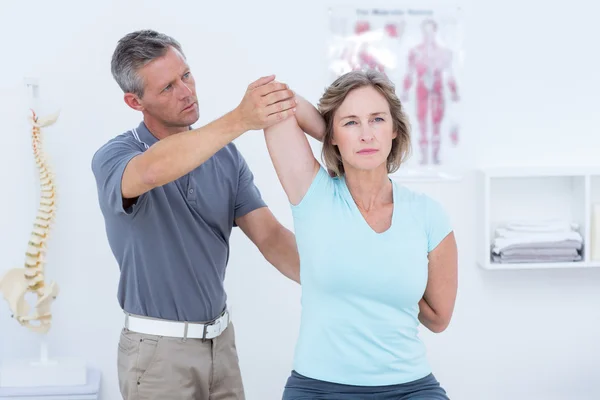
[418,297,447,333]
[294,95,326,143]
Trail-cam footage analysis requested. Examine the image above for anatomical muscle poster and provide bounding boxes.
[327,6,465,176]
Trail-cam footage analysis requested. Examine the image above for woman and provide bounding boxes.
[264,69,458,399]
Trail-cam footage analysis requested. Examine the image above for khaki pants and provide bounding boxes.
[117,322,245,399]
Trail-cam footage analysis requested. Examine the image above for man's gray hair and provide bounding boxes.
[111,30,185,98]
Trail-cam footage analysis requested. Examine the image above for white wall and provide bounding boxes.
[1,1,599,399]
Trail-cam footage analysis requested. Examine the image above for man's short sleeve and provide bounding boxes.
[424,195,453,252]
[91,137,143,216]
[234,152,266,224]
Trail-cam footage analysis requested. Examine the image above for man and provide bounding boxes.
[91,29,300,399]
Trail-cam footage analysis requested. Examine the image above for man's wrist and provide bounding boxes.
[225,107,248,137]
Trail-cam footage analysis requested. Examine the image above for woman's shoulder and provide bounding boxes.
[315,164,348,188]
[393,182,431,204]
[392,182,447,216]
[291,164,343,212]
[392,181,452,239]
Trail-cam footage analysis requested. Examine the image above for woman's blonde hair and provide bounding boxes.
[318,69,411,177]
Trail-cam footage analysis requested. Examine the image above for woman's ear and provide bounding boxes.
[392,130,398,139]
[330,131,338,145]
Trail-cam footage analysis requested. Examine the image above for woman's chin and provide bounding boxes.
[344,158,388,174]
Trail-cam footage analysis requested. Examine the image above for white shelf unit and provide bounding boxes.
[477,167,600,270]
[590,173,600,263]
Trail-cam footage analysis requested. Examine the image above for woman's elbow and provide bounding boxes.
[429,320,450,333]
[429,314,453,333]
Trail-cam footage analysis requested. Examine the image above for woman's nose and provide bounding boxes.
[359,127,374,142]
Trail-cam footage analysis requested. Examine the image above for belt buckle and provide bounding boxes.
[202,311,226,341]
[202,321,213,341]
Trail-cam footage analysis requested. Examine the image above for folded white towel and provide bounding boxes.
[495,227,579,239]
[492,240,582,254]
[501,219,579,233]
[491,254,583,264]
[492,232,583,253]
[500,248,579,257]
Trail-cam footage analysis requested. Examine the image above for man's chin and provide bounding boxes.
[163,118,198,132]
[179,111,200,127]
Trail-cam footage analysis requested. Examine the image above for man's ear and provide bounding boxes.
[123,93,144,112]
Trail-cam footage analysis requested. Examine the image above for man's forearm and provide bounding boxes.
[123,74,296,199]
[294,95,325,143]
[261,225,300,284]
[142,110,244,188]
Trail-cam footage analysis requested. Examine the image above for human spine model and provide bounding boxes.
[0,109,60,334]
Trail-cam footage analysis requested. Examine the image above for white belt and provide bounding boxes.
[124,310,230,340]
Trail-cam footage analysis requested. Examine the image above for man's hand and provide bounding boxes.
[233,75,297,132]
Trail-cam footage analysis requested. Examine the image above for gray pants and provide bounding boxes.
[117,322,245,399]
[283,371,449,399]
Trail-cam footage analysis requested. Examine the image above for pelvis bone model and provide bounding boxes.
[0,109,60,334]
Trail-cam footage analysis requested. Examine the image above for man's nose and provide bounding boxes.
[177,81,193,98]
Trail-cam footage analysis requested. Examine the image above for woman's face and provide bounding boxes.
[331,85,396,174]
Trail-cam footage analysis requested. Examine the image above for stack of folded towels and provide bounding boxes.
[491,220,583,264]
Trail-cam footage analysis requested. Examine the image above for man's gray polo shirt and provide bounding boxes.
[91,121,266,322]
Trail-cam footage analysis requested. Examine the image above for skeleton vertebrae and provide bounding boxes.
[0,109,60,334]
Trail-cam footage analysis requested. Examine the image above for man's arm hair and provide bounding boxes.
[122,110,244,198]
[122,76,296,199]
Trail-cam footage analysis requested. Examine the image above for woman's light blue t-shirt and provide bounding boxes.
[290,166,453,387]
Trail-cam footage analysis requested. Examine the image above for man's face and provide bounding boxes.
[135,46,199,130]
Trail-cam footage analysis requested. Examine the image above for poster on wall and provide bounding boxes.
[327,6,465,180]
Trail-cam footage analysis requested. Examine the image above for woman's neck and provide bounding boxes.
[344,166,392,212]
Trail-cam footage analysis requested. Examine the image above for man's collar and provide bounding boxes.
[134,121,194,148]
[134,121,159,148]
